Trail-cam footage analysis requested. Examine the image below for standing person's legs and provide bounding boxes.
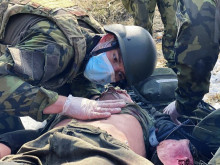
[157,0,178,70]
[174,0,219,115]
[121,0,157,35]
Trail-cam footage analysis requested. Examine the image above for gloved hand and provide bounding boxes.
[60,95,126,120]
[163,101,181,125]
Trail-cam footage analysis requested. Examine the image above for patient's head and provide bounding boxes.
[99,87,133,103]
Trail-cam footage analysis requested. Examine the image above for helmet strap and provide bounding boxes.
[89,40,119,56]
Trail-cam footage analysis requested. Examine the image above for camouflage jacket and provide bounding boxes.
[0,0,105,121]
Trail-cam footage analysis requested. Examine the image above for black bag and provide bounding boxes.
[131,68,178,111]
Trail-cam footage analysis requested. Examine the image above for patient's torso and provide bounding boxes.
[54,114,146,157]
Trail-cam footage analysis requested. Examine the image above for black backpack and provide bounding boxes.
[131,67,178,111]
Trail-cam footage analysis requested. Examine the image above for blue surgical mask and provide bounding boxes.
[84,52,116,85]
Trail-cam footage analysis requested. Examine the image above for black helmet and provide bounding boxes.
[104,24,157,85]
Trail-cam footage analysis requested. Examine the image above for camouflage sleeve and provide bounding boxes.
[0,74,58,121]
[174,0,219,115]
[121,0,156,34]
[70,73,101,99]
[0,20,74,121]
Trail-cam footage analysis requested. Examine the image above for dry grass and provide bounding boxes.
[68,0,134,25]
[31,0,133,25]
[204,93,220,105]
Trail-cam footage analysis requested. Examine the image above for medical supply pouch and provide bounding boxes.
[132,67,178,111]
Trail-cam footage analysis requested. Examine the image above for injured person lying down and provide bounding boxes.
[1,86,214,165]
[0,87,154,165]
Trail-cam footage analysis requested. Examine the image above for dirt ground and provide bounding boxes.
[21,0,220,129]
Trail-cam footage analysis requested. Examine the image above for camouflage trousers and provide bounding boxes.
[121,0,178,69]
[0,119,153,165]
[174,0,219,115]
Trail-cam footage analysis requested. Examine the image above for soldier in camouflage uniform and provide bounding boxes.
[164,0,220,124]
[121,0,178,69]
[0,0,157,134]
